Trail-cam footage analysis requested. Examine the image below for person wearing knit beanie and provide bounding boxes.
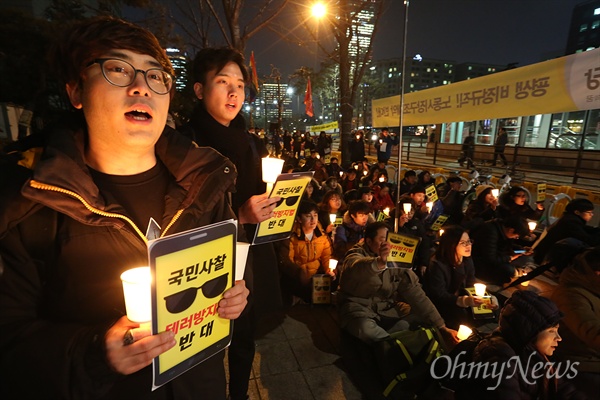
[464,292,586,400]
[499,290,563,352]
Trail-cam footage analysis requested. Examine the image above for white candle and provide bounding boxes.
[439,229,444,236]
[457,325,473,341]
[339,171,344,177]
[379,176,385,182]
[383,207,390,216]
[491,189,499,198]
[363,170,368,176]
[528,221,537,231]
[474,283,486,297]
[329,259,338,271]
[329,213,336,224]
[521,273,530,287]
[262,157,285,193]
[235,242,251,281]
[121,267,152,323]
[403,203,412,214]
[426,202,433,213]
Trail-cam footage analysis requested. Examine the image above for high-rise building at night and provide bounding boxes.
[261,83,292,123]
[566,0,600,55]
[348,0,376,62]
[165,48,189,92]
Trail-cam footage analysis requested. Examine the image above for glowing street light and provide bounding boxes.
[312,2,327,18]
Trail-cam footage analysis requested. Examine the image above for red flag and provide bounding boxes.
[250,51,259,95]
[304,78,314,117]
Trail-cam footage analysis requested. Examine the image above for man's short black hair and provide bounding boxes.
[447,176,462,184]
[409,185,426,195]
[365,221,390,240]
[348,200,372,216]
[192,47,249,85]
[298,200,319,216]
[404,170,416,178]
[358,186,373,195]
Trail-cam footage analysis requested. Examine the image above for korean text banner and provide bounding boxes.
[254,173,312,243]
[386,232,420,264]
[372,48,600,127]
[149,221,235,389]
[308,121,339,132]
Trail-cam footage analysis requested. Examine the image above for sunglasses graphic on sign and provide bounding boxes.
[164,273,229,314]
[274,195,300,208]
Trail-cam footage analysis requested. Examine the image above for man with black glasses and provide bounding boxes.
[0,17,248,399]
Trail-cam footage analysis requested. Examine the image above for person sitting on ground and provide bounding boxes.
[424,226,498,330]
[373,183,395,213]
[326,156,343,179]
[321,176,343,195]
[310,158,329,184]
[417,170,432,187]
[470,215,531,285]
[534,198,600,265]
[358,186,379,214]
[278,201,333,304]
[441,176,465,225]
[464,291,584,399]
[498,186,544,222]
[317,190,347,242]
[399,185,428,221]
[389,197,433,279]
[332,200,374,261]
[340,167,358,192]
[399,169,417,195]
[302,179,322,204]
[551,246,600,400]
[337,222,459,345]
[463,185,498,230]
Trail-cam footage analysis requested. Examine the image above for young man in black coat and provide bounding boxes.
[183,48,282,400]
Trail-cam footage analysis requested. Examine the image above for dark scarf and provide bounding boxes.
[187,103,264,213]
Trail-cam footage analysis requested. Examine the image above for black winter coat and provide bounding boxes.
[471,220,515,284]
[534,212,600,264]
[0,125,237,399]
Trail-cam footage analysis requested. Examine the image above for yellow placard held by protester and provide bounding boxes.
[537,183,547,202]
[386,232,421,264]
[430,215,449,231]
[149,220,236,389]
[425,184,438,202]
[254,172,313,245]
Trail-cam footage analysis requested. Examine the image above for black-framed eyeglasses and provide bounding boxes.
[164,273,228,314]
[458,239,474,247]
[87,58,174,95]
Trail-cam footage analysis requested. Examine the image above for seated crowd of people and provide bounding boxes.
[273,156,600,399]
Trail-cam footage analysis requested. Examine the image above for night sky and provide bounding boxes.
[243,0,590,76]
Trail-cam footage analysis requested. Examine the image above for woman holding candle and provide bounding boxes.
[317,190,347,240]
[424,226,493,329]
[373,183,395,213]
[463,185,499,230]
[464,291,583,399]
[498,186,544,221]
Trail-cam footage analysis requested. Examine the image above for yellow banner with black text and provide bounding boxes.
[372,48,600,127]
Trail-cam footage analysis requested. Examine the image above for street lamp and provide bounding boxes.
[311,2,326,18]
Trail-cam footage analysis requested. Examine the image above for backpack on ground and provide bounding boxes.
[373,327,444,399]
